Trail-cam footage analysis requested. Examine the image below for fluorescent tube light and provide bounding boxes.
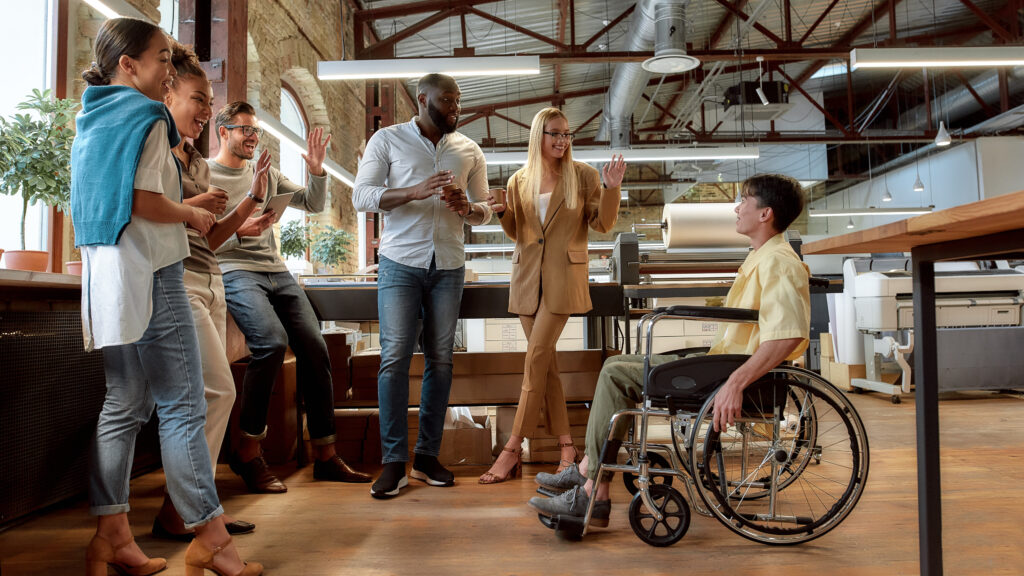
[808,206,934,217]
[485,147,759,166]
[255,109,356,188]
[82,0,151,20]
[470,225,505,234]
[850,47,1024,69]
[318,56,540,80]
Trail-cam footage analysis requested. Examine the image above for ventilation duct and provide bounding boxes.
[900,67,1024,132]
[597,0,693,148]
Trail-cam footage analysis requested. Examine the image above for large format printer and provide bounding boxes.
[842,257,1024,399]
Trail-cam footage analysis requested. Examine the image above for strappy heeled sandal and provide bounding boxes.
[555,441,580,474]
[184,536,263,576]
[86,534,167,576]
[478,446,523,484]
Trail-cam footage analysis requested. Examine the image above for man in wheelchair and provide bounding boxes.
[528,173,811,527]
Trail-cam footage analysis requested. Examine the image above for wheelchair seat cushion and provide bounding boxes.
[645,354,751,409]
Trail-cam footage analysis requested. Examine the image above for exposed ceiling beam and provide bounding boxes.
[354,0,500,22]
[794,0,902,86]
[580,4,635,50]
[956,0,1015,42]
[710,0,787,46]
[358,8,454,58]
[709,0,749,49]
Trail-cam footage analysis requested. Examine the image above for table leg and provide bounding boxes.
[912,254,942,576]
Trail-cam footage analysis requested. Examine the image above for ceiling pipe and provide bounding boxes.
[596,0,692,148]
[899,66,1024,132]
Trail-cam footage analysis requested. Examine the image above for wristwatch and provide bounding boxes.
[246,191,264,203]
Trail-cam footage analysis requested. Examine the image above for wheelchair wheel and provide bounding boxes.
[628,484,690,547]
[622,451,674,496]
[689,368,869,545]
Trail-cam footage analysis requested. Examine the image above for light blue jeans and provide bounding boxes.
[89,262,223,529]
[377,255,464,464]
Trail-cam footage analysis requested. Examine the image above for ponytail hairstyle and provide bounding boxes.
[82,17,164,86]
[518,107,580,214]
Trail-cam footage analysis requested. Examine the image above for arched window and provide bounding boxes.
[278,85,307,266]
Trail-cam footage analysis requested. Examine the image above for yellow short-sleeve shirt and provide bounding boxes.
[707,233,810,361]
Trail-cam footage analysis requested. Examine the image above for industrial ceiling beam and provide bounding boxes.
[956,0,1015,42]
[358,8,455,58]
[794,0,903,86]
[580,4,635,50]
[354,0,500,22]
[710,0,787,46]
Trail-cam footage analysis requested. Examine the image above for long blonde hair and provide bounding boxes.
[517,107,580,213]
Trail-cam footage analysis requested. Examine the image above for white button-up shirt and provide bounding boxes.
[353,118,490,270]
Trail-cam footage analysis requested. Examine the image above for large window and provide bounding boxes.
[0,0,55,253]
[278,86,307,270]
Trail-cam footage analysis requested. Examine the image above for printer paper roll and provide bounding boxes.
[662,203,749,249]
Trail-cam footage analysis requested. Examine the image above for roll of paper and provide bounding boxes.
[662,203,749,249]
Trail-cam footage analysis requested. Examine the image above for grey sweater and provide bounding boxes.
[208,159,328,274]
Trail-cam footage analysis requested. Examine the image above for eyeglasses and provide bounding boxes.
[224,124,263,138]
[543,131,573,142]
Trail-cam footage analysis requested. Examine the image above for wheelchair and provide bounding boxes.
[538,304,870,547]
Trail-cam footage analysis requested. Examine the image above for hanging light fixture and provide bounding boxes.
[935,121,952,146]
[882,188,893,202]
[913,174,925,192]
[846,217,856,229]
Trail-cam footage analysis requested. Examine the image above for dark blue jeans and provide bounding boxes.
[222,270,336,444]
[377,256,464,464]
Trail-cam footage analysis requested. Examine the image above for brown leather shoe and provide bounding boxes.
[229,454,287,494]
[313,455,372,483]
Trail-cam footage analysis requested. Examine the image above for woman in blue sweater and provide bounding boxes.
[72,18,260,576]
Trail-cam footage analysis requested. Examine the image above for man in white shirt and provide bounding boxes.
[353,73,491,499]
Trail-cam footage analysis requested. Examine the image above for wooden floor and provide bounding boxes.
[1,391,1022,575]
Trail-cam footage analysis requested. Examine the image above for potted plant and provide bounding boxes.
[310,225,354,273]
[0,89,77,271]
[278,219,311,261]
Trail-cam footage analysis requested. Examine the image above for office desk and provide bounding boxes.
[803,189,1024,576]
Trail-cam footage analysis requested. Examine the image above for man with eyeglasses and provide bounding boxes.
[354,73,492,499]
[208,101,372,494]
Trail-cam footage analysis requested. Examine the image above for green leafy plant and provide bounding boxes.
[278,219,310,260]
[310,225,354,271]
[0,89,78,249]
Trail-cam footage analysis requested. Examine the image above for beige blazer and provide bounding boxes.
[499,162,620,316]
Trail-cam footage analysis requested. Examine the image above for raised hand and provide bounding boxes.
[602,154,627,189]
[301,126,331,177]
[409,171,453,201]
[250,149,272,201]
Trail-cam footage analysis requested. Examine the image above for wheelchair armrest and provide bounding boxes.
[660,346,711,358]
[651,305,758,323]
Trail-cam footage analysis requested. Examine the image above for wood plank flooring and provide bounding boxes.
[1,391,1021,575]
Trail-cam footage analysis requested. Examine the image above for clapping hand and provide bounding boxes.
[302,126,331,177]
[250,149,272,201]
[602,154,627,188]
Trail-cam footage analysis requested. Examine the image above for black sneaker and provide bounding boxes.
[410,453,455,487]
[370,462,408,499]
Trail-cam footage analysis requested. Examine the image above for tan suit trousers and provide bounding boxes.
[511,298,571,438]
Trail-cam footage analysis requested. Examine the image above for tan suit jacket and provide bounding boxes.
[499,161,620,316]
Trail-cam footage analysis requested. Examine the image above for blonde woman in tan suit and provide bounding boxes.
[479,107,626,484]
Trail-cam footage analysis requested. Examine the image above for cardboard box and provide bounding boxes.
[827,361,866,392]
[819,357,831,380]
[820,332,835,360]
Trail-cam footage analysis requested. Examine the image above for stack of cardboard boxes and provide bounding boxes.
[819,332,866,391]
[488,405,590,464]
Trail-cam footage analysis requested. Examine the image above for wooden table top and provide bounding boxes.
[803,189,1024,255]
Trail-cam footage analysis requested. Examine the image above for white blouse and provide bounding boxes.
[81,122,189,350]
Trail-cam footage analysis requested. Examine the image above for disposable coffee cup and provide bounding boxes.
[490,187,506,208]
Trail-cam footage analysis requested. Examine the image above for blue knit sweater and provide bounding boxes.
[71,85,180,246]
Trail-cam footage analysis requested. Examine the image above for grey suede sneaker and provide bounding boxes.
[534,463,587,493]
[528,486,611,528]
